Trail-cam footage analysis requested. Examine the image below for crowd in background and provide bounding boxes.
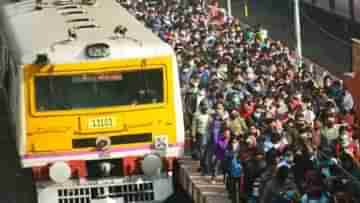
[120,0,360,202]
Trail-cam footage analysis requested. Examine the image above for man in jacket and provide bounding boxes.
[191,101,212,174]
[260,166,298,203]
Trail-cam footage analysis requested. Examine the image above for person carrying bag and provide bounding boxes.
[230,152,244,203]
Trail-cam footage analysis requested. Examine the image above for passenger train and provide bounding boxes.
[0,0,185,202]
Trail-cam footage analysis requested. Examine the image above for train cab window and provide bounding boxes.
[34,68,164,111]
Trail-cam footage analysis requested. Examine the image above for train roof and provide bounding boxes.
[0,0,174,65]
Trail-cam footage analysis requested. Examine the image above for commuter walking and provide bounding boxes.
[230,152,243,203]
[120,0,360,201]
[191,101,212,173]
[211,128,231,184]
[259,166,298,203]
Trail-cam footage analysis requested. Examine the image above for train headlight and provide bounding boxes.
[49,162,71,183]
[141,154,162,177]
[98,162,113,177]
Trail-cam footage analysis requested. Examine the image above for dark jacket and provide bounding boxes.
[260,177,298,203]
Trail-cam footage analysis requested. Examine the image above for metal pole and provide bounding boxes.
[244,0,248,17]
[227,0,232,17]
[294,0,303,63]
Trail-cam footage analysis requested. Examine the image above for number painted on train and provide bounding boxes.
[88,117,115,129]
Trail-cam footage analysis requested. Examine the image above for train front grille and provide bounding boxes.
[57,182,154,203]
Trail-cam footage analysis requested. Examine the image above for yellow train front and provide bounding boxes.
[0,0,184,202]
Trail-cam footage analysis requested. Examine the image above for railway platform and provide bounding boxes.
[176,155,231,203]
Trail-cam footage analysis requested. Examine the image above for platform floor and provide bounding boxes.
[177,156,231,203]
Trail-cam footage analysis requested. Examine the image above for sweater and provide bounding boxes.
[215,137,229,161]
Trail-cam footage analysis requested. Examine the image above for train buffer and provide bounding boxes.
[177,156,231,203]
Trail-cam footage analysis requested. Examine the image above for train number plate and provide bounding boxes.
[88,117,115,129]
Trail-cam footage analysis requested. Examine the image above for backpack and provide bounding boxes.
[272,191,294,203]
[230,157,241,177]
[224,150,234,173]
[272,179,298,203]
[300,192,330,203]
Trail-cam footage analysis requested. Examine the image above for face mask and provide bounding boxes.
[189,60,195,67]
[265,100,272,107]
[225,84,232,89]
[253,112,262,119]
[284,156,293,163]
[274,128,282,134]
[219,64,228,72]
[233,97,240,105]
[258,160,266,169]
[328,117,335,123]
[233,142,239,150]
[254,85,261,92]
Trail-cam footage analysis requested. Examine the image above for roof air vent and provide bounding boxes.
[34,54,50,65]
[54,0,75,6]
[82,0,97,6]
[57,5,81,10]
[67,28,77,40]
[35,0,43,10]
[112,25,143,47]
[74,24,99,30]
[61,10,87,15]
[67,18,93,23]
[113,25,128,38]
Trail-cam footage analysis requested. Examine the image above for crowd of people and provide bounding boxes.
[120,0,360,202]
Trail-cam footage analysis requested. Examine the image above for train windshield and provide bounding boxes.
[34,68,164,111]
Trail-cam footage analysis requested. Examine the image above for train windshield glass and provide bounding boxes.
[34,68,164,111]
